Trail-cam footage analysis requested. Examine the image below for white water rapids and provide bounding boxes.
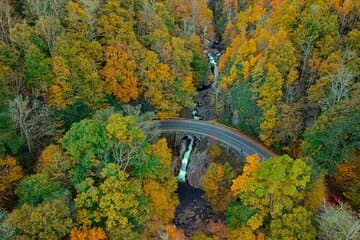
[177,136,195,182]
[209,53,219,88]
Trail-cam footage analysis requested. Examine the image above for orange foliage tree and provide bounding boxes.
[335,152,360,207]
[101,44,139,103]
[162,225,186,240]
[70,227,107,240]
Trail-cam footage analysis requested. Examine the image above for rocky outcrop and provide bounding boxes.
[175,183,214,237]
[186,147,210,188]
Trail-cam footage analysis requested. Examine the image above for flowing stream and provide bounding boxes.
[176,51,221,182]
[208,52,221,88]
[209,54,218,86]
[177,136,195,182]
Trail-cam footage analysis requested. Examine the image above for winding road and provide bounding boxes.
[156,119,276,159]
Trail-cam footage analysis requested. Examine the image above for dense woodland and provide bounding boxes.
[0,0,359,239]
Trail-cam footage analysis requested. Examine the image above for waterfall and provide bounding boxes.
[177,136,195,182]
[209,54,219,88]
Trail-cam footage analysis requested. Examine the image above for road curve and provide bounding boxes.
[156,119,276,159]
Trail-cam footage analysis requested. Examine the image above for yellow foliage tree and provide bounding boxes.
[304,175,327,211]
[143,179,178,233]
[227,226,265,240]
[231,154,260,196]
[36,144,63,173]
[47,56,73,108]
[36,144,74,183]
[146,138,172,168]
[201,163,235,213]
[106,114,145,144]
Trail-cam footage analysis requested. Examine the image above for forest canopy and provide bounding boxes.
[0,0,359,239]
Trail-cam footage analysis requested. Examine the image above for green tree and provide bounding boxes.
[16,173,67,206]
[225,82,261,136]
[226,200,256,229]
[269,207,315,240]
[61,119,107,160]
[24,44,53,90]
[74,163,150,239]
[0,107,24,156]
[60,119,107,184]
[231,155,315,239]
[301,96,360,174]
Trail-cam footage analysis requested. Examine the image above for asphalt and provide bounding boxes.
[157,119,276,159]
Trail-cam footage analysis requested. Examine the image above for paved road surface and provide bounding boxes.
[157,119,275,159]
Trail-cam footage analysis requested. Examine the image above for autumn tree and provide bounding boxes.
[36,144,75,184]
[217,0,359,161]
[172,0,214,38]
[74,163,150,239]
[335,152,360,207]
[231,154,261,196]
[138,138,179,236]
[231,155,316,239]
[0,156,23,207]
[268,206,315,240]
[9,22,53,93]
[70,227,107,240]
[96,0,141,55]
[192,231,218,240]
[201,162,235,213]
[105,113,146,170]
[6,199,73,240]
[143,179,178,235]
[139,49,195,118]
[160,225,186,240]
[140,54,181,118]
[304,175,327,211]
[48,1,105,109]
[101,44,139,103]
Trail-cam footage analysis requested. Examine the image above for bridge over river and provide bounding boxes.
[155,119,276,159]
